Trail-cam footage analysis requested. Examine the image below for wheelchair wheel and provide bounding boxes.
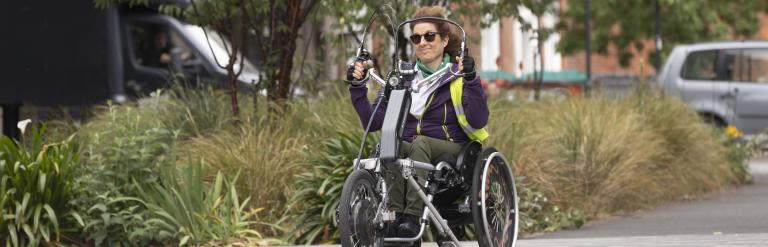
[470,148,519,247]
[340,170,384,247]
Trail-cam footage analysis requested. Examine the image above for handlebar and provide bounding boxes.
[369,69,387,86]
[352,55,458,93]
[350,6,469,89]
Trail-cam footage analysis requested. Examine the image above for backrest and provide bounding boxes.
[455,141,482,182]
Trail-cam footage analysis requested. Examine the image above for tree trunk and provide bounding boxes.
[227,63,240,122]
[221,20,245,124]
[267,26,298,115]
[267,0,315,114]
[534,16,544,101]
[274,33,298,104]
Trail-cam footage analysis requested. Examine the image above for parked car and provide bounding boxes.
[657,41,768,136]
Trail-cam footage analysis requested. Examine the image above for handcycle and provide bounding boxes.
[338,6,519,247]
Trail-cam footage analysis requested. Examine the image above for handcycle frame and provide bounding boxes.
[340,5,518,247]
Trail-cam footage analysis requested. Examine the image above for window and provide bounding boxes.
[682,50,719,80]
[740,49,768,83]
[128,22,198,70]
[722,49,741,81]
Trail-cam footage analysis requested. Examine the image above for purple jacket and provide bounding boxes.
[348,63,489,145]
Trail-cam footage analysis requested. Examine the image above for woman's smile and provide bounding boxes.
[418,45,434,56]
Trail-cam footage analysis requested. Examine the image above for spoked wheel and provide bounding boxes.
[471,148,519,247]
[340,170,384,247]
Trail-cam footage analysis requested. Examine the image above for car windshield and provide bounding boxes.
[183,25,259,76]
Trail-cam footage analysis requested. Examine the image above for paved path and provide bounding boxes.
[518,233,768,246]
[518,156,768,246]
[533,156,768,239]
[310,233,768,247]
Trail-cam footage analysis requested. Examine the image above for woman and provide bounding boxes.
[346,6,489,238]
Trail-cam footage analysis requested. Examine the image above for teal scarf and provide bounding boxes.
[416,53,451,77]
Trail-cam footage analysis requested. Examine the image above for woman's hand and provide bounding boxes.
[353,61,368,80]
[347,61,368,81]
[456,55,476,80]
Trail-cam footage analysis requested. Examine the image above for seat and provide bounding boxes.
[429,141,483,226]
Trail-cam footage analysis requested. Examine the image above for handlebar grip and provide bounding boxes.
[357,49,372,62]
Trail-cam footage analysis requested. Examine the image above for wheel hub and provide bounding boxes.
[352,198,376,245]
[488,181,507,232]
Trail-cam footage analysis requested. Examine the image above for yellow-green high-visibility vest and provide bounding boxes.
[449,77,490,142]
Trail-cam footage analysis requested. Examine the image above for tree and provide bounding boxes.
[96,0,318,119]
[94,0,535,117]
[521,0,558,100]
[170,0,318,116]
[316,0,502,76]
[181,0,250,121]
[491,0,557,100]
[557,0,768,67]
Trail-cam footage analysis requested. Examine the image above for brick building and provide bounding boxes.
[480,2,768,78]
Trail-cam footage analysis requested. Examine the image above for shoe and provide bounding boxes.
[397,213,420,238]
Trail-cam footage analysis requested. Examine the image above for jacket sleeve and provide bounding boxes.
[349,83,387,131]
[461,75,489,129]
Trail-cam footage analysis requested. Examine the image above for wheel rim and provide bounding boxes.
[480,152,518,247]
[347,180,381,247]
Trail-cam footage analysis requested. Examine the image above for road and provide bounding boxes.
[295,156,768,247]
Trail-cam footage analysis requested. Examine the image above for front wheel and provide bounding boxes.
[471,148,519,247]
[339,170,383,247]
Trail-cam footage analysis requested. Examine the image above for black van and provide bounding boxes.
[1,0,258,138]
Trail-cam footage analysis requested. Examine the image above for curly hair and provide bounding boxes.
[410,6,461,59]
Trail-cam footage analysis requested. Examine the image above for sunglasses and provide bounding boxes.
[410,31,441,44]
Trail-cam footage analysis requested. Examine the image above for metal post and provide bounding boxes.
[1,103,21,140]
[655,0,662,71]
[584,0,592,80]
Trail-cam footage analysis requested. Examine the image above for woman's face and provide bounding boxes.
[412,23,447,64]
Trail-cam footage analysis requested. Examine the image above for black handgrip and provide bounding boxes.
[357,48,372,62]
[346,49,371,86]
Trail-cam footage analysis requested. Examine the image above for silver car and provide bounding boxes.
[657,41,768,136]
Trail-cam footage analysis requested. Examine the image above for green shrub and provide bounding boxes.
[74,101,179,246]
[136,159,264,246]
[181,124,305,222]
[69,89,277,245]
[0,126,83,246]
[516,176,584,233]
[630,91,736,199]
[486,89,745,231]
[161,84,235,137]
[177,90,362,225]
[719,128,766,185]
[281,129,379,244]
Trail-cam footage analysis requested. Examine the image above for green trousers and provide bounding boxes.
[385,135,462,216]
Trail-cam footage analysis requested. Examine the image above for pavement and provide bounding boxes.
[533,156,768,238]
[518,155,768,246]
[308,233,768,247]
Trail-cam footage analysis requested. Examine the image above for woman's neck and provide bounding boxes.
[424,57,442,71]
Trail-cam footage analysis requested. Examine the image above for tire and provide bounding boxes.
[470,148,519,247]
[340,170,384,247]
[699,113,726,129]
